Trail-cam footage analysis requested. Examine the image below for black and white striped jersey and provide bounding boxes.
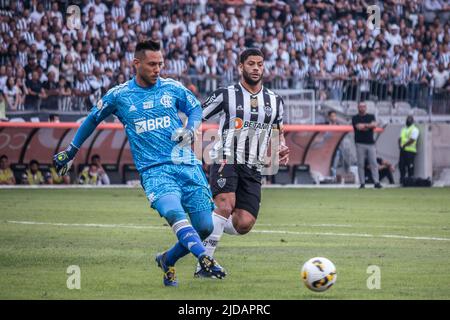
[202,83,284,168]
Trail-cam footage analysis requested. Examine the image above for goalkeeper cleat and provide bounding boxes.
[155,252,178,287]
[196,254,227,279]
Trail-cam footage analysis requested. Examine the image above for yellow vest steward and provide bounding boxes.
[25,169,44,185]
[79,168,98,185]
[49,167,64,184]
[400,125,418,153]
[0,168,14,184]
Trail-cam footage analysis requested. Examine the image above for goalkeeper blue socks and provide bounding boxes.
[165,226,207,266]
[165,242,188,266]
[164,210,214,266]
[171,219,206,258]
[153,195,212,266]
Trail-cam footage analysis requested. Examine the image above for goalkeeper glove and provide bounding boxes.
[53,144,78,176]
[171,127,194,147]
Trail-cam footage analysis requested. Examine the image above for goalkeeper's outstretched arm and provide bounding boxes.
[53,92,117,176]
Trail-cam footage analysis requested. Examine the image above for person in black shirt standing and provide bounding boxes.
[25,71,46,111]
[352,102,382,189]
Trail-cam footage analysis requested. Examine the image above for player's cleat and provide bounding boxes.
[374,183,383,189]
[194,262,210,278]
[194,266,219,278]
[196,254,227,279]
[155,252,178,287]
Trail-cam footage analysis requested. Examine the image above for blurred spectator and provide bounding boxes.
[94,53,110,72]
[15,69,27,111]
[42,71,59,110]
[75,51,94,76]
[330,54,348,100]
[432,62,450,89]
[24,71,46,110]
[385,24,402,51]
[3,77,21,111]
[46,166,71,185]
[22,159,45,185]
[73,72,92,111]
[81,154,110,185]
[111,0,127,24]
[92,154,110,185]
[57,77,73,111]
[325,110,345,180]
[47,56,61,82]
[272,57,290,89]
[326,111,342,180]
[61,54,75,85]
[29,3,45,25]
[89,66,109,105]
[424,0,450,23]
[78,161,109,185]
[365,157,395,185]
[392,54,409,101]
[48,114,60,122]
[24,55,39,81]
[0,66,7,89]
[116,73,126,85]
[0,90,7,120]
[0,155,16,185]
[356,58,372,101]
[205,56,218,92]
[36,50,47,70]
[167,49,188,80]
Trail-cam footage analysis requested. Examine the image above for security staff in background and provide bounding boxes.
[398,115,419,184]
[352,102,382,189]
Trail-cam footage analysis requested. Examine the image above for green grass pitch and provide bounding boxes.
[0,187,449,299]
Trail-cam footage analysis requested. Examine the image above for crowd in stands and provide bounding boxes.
[0,0,449,115]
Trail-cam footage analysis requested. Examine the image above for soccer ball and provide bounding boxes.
[301,257,337,292]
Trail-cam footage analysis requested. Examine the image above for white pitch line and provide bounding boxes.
[257,223,354,228]
[256,223,448,230]
[6,220,450,242]
[6,220,168,230]
[251,229,450,242]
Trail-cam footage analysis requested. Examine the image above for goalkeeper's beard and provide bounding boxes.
[242,70,263,86]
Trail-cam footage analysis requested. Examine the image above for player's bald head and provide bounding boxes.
[134,40,161,59]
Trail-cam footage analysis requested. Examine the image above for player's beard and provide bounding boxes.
[136,65,158,86]
[140,74,157,86]
[242,69,263,86]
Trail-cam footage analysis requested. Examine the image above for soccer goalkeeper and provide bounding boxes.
[53,40,226,286]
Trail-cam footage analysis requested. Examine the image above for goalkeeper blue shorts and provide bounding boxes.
[140,163,214,214]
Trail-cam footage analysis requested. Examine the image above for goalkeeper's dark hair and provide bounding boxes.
[135,40,161,58]
[239,48,264,64]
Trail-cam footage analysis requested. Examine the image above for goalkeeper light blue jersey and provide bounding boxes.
[90,77,201,173]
